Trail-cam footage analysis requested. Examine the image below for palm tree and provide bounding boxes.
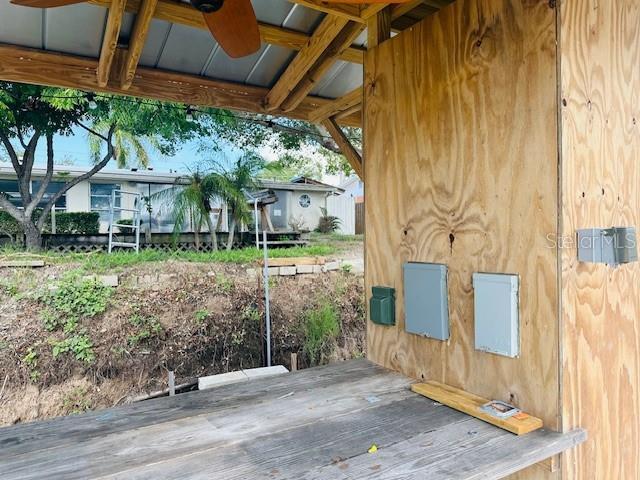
[153,168,226,250]
[88,120,162,168]
[214,155,264,251]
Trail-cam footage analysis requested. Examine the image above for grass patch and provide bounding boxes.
[0,245,338,273]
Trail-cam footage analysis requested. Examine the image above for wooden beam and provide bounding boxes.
[88,0,364,64]
[120,0,157,89]
[96,0,127,87]
[280,22,364,112]
[0,44,360,127]
[390,0,427,20]
[322,117,363,179]
[335,103,362,121]
[359,3,389,20]
[265,15,349,111]
[367,6,391,48]
[309,87,362,123]
[288,0,363,23]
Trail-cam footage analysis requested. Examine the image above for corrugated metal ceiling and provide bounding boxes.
[0,0,364,99]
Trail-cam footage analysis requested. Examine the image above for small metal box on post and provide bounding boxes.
[369,286,395,326]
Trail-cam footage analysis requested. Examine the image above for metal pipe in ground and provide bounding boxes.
[262,230,271,367]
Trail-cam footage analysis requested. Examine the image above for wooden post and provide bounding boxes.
[290,353,298,372]
[168,371,175,397]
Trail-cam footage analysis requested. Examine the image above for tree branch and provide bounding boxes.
[0,194,23,221]
[0,129,21,173]
[250,118,342,154]
[76,121,110,142]
[37,125,117,230]
[18,131,40,207]
[29,132,55,216]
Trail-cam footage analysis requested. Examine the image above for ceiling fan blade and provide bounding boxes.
[322,0,411,2]
[10,0,86,7]
[202,0,260,59]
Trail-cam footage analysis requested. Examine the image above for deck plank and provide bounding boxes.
[0,368,415,479]
[0,359,391,456]
[0,360,585,480]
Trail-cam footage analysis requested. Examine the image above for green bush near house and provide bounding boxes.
[54,212,100,235]
[0,211,24,239]
[115,218,135,234]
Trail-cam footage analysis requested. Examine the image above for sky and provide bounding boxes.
[18,126,345,186]
[28,127,208,174]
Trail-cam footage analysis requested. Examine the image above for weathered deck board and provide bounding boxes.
[0,360,585,479]
[0,359,390,456]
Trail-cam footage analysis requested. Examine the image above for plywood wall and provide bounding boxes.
[363,2,560,478]
[560,0,640,478]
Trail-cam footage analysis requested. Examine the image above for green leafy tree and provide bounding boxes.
[198,114,361,177]
[0,83,203,250]
[153,168,228,250]
[213,155,264,251]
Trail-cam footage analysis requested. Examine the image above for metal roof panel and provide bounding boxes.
[0,2,43,49]
[44,3,107,57]
[156,24,217,75]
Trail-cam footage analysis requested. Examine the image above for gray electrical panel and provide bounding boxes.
[403,262,449,340]
[473,273,519,358]
[577,227,638,266]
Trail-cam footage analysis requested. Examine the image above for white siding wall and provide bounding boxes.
[287,191,327,232]
[327,194,355,235]
[65,181,90,212]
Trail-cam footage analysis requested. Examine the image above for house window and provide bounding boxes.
[32,181,67,211]
[298,194,311,208]
[91,183,121,221]
[0,179,21,207]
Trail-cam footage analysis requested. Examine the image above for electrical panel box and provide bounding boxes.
[403,262,449,340]
[577,227,638,266]
[369,286,395,326]
[473,273,519,358]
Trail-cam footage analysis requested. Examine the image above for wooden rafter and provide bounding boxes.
[264,14,349,111]
[309,87,362,123]
[390,0,427,19]
[367,6,391,48]
[288,0,363,22]
[88,0,365,64]
[280,21,363,112]
[120,0,158,89]
[0,44,361,127]
[96,0,127,88]
[322,117,363,179]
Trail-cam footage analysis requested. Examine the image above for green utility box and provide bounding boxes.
[370,286,396,326]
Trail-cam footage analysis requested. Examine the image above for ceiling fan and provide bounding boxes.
[10,0,261,59]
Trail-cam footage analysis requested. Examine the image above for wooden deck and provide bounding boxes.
[0,360,585,479]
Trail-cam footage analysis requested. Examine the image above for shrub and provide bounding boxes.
[116,218,135,234]
[55,212,100,235]
[315,207,341,234]
[303,301,340,366]
[0,211,22,240]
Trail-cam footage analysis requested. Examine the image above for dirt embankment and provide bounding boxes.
[0,261,364,426]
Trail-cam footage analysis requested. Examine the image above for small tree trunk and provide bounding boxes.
[227,217,237,251]
[23,220,43,251]
[204,213,218,251]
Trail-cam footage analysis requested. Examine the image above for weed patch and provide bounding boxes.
[303,301,340,366]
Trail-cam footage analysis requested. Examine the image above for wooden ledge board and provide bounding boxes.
[0,260,46,268]
[411,381,543,435]
[260,256,325,267]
